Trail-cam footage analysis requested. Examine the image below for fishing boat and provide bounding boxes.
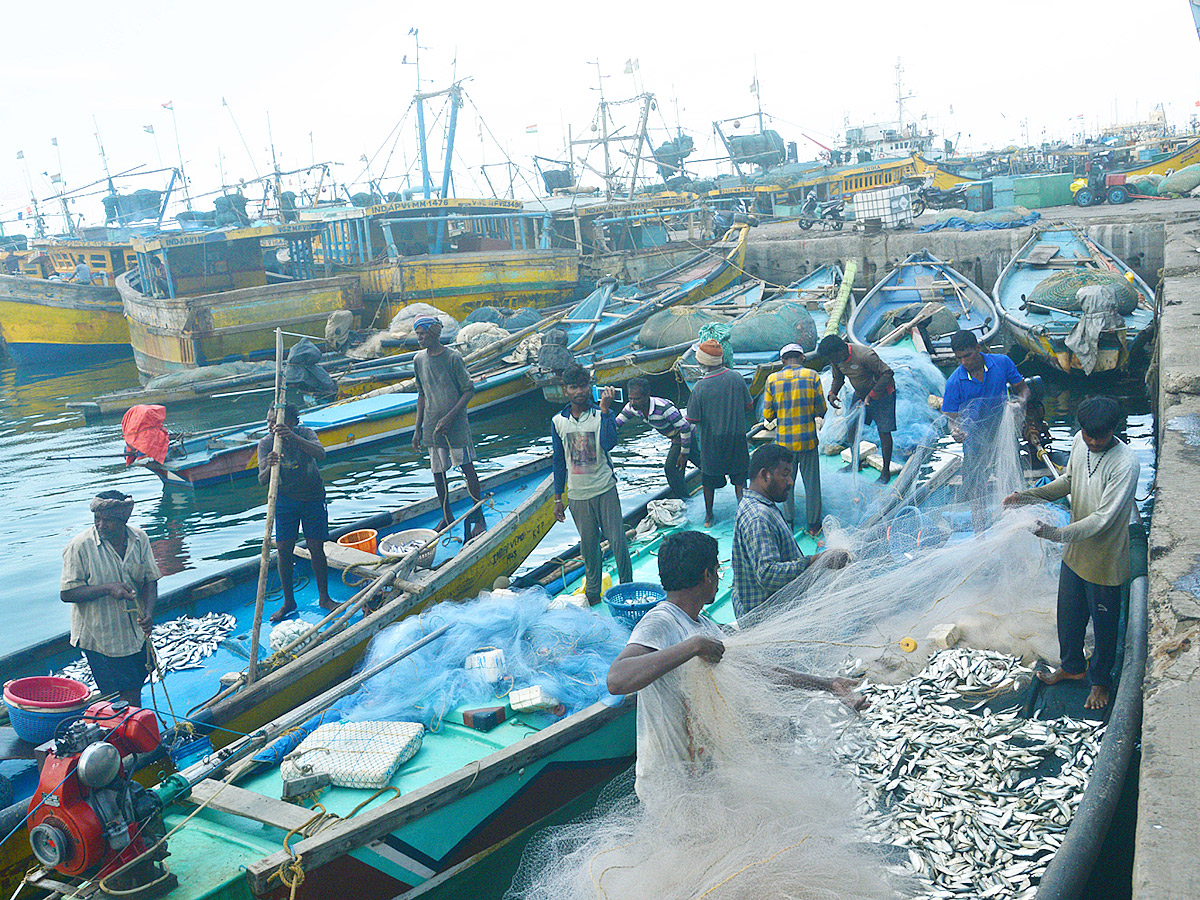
[117,223,364,378]
[132,284,611,489]
[0,457,557,894]
[847,250,1000,365]
[993,229,1156,375]
[0,241,137,366]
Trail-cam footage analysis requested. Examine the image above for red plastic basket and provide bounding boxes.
[4,676,92,710]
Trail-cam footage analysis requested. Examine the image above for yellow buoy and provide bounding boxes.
[899,637,917,653]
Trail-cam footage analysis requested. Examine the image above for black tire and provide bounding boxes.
[955,196,968,209]
[1074,188,1094,208]
[831,219,844,231]
[1107,185,1129,205]
[911,197,927,217]
[798,218,815,231]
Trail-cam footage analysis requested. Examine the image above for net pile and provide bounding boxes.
[729,299,818,353]
[510,405,1078,900]
[1027,270,1138,315]
[1158,163,1200,196]
[639,307,728,349]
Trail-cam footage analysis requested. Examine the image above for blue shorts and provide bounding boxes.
[275,495,329,545]
[865,391,897,434]
[83,646,148,695]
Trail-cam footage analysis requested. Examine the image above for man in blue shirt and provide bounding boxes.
[941,331,1029,530]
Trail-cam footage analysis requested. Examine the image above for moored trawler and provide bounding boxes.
[118,222,363,377]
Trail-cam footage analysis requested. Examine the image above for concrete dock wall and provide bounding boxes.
[1136,221,1200,900]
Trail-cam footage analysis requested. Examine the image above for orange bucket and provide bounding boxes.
[337,529,378,555]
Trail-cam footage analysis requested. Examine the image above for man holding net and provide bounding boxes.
[1003,397,1139,710]
[731,444,849,623]
[943,330,1029,531]
[817,335,896,484]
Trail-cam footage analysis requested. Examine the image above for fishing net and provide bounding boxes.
[867,302,961,343]
[509,399,1078,900]
[729,299,818,353]
[697,322,733,366]
[1026,270,1138,314]
[464,306,543,332]
[1158,163,1200,195]
[337,587,629,731]
[639,307,727,349]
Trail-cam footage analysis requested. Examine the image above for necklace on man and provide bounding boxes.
[1086,446,1108,477]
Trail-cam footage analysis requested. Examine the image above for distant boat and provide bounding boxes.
[993,229,1156,375]
[848,250,1000,364]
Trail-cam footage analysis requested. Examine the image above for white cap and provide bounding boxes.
[779,343,805,360]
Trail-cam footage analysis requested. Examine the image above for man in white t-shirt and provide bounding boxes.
[606,530,866,799]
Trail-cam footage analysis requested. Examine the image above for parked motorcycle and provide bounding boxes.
[797,192,846,231]
[910,184,968,217]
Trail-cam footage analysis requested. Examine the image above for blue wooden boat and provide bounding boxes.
[993,229,1156,375]
[847,250,1000,361]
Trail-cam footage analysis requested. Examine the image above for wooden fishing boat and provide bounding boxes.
[993,229,1156,376]
[133,285,610,489]
[848,250,1000,365]
[0,457,557,895]
[118,223,364,378]
[0,241,137,366]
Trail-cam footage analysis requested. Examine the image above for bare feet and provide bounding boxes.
[319,597,338,613]
[465,517,487,542]
[435,517,453,534]
[269,601,297,624]
[1037,667,1086,686]
[806,525,822,537]
[704,515,715,528]
[1084,685,1110,710]
[876,472,891,485]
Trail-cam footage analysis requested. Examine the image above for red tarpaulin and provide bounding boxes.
[121,404,169,464]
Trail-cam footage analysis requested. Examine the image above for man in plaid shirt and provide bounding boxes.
[762,344,826,535]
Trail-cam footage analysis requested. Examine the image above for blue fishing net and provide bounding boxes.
[334,588,630,731]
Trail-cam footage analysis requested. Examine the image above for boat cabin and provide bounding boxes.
[129,222,322,300]
[532,193,703,255]
[21,240,136,284]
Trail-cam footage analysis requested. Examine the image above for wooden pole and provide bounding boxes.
[823,259,857,336]
[247,328,284,684]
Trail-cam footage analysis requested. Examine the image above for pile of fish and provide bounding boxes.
[839,648,1102,900]
[58,612,238,688]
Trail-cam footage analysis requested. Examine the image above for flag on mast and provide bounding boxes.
[162,101,173,110]
[624,58,639,75]
[526,124,538,134]
[50,137,57,147]
[144,125,155,134]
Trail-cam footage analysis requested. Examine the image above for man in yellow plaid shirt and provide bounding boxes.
[762,344,827,535]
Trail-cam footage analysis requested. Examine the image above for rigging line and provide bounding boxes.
[374,100,416,184]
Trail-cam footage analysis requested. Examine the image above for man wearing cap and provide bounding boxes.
[412,315,487,540]
[816,335,896,484]
[762,344,827,535]
[687,338,754,528]
[60,491,161,705]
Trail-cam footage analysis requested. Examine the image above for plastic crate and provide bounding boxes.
[603,582,666,629]
[850,185,913,229]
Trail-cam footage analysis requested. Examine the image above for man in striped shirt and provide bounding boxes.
[762,344,826,535]
[614,377,693,497]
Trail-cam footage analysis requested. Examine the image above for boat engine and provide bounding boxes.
[27,701,178,899]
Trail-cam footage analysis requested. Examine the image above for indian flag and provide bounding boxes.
[526,124,538,135]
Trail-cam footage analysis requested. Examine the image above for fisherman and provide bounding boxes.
[942,330,1029,529]
[3,251,19,275]
[687,338,754,527]
[817,334,896,484]
[551,364,633,603]
[257,403,335,623]
[762,343,827,535]
[60,491,160,706]
[614,376,693,498]
[731,443,849,623]
[72,255,93,284]
[607,529,865,799]
[411,314,487,540]
[1003,397,1139,710]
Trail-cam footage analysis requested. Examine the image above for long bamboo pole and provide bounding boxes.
[823,259,857,336]
[247,328,284,684]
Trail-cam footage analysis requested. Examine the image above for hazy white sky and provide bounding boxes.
[3,0,1199,234]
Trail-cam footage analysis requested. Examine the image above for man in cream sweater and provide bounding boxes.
[1004,397,1139,710]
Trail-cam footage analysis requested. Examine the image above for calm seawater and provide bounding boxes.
[0,354,1154,659]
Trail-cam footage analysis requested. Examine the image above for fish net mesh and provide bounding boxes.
[509,405,1079,900]
[1026,269,1137,314]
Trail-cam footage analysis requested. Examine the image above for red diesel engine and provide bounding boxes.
[27,701,178,898]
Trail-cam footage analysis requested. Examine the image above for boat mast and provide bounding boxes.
[167,103,193,210]
[52,136,75,236]
[411,29,434,199]
[627,92,653,198]
[16,150,46,239]
[895,58,913,135]
[589,59,613,200]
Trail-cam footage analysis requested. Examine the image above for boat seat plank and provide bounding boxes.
[186,779,319,831]
[293,541,382,571]
[1026,243,1062,265]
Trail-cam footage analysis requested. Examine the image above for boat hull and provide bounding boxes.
[0,275,131,364]
[119,273,364,377]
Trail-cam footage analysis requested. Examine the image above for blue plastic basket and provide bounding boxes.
[603,582,666,630]
[3,700,84,745]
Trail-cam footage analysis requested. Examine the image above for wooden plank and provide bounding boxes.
[876,301,943,346]
[293,541,382,572]
[185,779,318,832]
[244,700,631,893]
[1025,243,1062,265]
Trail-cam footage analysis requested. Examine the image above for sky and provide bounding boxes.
[2,0,1199,235]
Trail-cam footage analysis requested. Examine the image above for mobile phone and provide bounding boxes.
[592,385,624,403]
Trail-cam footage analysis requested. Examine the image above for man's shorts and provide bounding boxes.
[429,442,475,475]
[275,495,329,545]
[865,391,897,434]
[701,470,747,490]
[83,645,148,695]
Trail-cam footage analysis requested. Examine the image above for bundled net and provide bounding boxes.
[1027,270,1138,314]
[639,307,728,349]
[1158,163,1200,195]
[510,402,1074,900]
[867,302,960,343]
[729,299,818,353]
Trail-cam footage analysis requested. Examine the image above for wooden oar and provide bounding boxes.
[247,329,285,685]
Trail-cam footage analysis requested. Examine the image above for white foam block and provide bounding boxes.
[927,623,961,650]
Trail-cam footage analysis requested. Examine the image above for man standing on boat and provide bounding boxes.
[942,330,1029,529]
[412,315,487,541]
[614,377,693,498]
[71,255,93,284]
[1003,397,1139,710]
[551,364,633,604]
[60,491,160,706]
[257,404,335,623]
[762,344,827,535]
[687,339,754,528]
[817,335,896,484]
[731,444,849,623]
